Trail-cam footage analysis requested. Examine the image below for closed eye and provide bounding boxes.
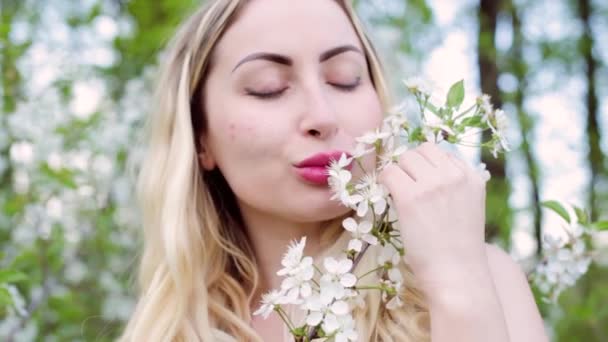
[245,87,288,99]
[329,77,361,91]
[245,77,361,100]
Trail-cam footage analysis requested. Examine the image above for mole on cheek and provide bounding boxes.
[228,123,236,141]
[228,123,255,142]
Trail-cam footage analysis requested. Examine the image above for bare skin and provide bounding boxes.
[199,0,549,341]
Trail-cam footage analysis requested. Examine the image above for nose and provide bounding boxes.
[298,85,339,140]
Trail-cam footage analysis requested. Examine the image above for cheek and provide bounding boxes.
[220,121,268,158]
[207,105,287,174]
[347,89,384,134]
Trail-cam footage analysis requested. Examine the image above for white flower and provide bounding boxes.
[303,296,354,334]
[377,145,408,170]
[327,157,357,206]
[329,152,353,171]
[388,267,403,284]
[423,125,443,144]
[305,300,357,340]
[320,257,357,303]
[47,152,63,170]
[253,289,286,319]
[534,228,592,302]
[280,261,314,300]
[329,314,359,342]
[276,237,315,301]
[9,141,35,165]
[277,237,309,276]
[542,234,565,250]
[377,244,402,268]
[476,162,491,182]
[484,109,510,157]
[353,172,387,217]
[403,77,432,96]
[342,217,378,252]
[477,94,493,115]
[382,114,409,137]
[355,128,391,146]
[380,279,403,307]
[352,142,374,159]
[421,112,455,143]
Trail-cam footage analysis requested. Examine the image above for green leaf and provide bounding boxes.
[424,101,440,115]
[40,163,78,189]
[0,269,28,284]
[591,221,608,231]
[572,205,589,225]
[446,80,465,108]
[460,115,482,127]
[541,200,570,223]
[408,126,425,143]
[3,195,28,215]
[0,286,12,307]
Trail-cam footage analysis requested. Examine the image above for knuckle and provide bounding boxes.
[378,164,396,183]
[420,141,434,150]
[398,149,416,162]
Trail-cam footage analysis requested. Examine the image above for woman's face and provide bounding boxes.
[200,0,383,223]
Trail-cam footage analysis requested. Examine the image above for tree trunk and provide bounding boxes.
[577,0,604,222]
[477,0,512,246]
[507,1,543,256]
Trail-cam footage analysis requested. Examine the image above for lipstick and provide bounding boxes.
[293,151,353,185]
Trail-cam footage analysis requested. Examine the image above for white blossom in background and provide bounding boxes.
[9,141,35,166]
[531,201,596,302]
[0,3,150,339]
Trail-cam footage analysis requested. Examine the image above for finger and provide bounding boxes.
[446,152,485,182]
[414,142,451,168]
[445,151,468,173]
[397,149,436,182]
[377,163,420,203]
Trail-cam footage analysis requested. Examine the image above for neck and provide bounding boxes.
[246,211,323,289]
[239,202,347,307]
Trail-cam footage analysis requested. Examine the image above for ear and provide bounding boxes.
[197,137,216,171]
[198,148,216,171]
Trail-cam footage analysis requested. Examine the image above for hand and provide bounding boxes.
[377,142,490,292]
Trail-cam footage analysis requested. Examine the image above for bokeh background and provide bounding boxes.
[0,0,607,340]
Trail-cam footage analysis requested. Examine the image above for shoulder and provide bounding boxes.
[484,243,549,342]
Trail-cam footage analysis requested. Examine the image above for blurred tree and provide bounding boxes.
[108,0,199,98]
[477,0,513,247]
[551,1,608,341]
[503,0,543,256]
[577,0,605,222]
[0,0,29,192]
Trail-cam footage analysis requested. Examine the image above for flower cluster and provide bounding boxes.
[253,79,605,341]
[531,201,598,303]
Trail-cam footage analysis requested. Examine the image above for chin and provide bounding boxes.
[296,198,354,222]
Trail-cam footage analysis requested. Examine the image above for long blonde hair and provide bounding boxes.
[120,0,430,341]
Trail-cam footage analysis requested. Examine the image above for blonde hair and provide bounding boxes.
[119,0,430,341]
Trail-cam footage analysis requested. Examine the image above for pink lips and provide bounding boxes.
[293,151,353,185]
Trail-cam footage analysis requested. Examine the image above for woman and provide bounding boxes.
[120,0,549,341]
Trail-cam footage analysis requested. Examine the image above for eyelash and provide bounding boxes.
[246,77,361,100]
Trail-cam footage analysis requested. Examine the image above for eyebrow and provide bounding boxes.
[231,44,363,73]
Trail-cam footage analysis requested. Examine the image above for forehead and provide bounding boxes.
[212,0,362,65]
